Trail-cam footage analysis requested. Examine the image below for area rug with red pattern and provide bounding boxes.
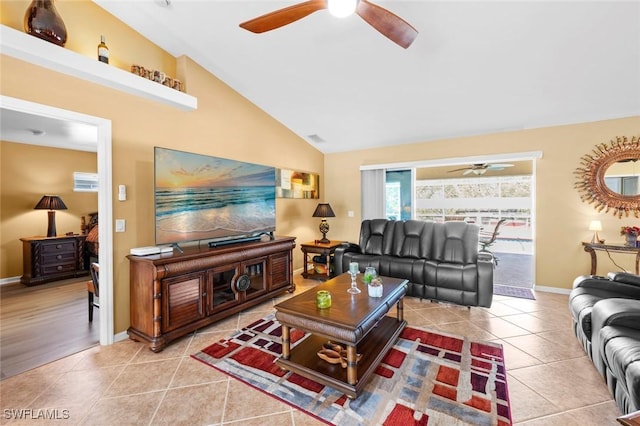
[192,314,512,425]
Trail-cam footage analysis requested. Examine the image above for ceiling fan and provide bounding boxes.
[448,163,515,176]
[239,0,418,49]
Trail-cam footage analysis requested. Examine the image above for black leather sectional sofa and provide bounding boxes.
[334,219,494,308]
[569,272,640,414]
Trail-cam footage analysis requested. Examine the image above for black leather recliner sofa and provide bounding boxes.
[569,272,640,414]
[333,219,494,308]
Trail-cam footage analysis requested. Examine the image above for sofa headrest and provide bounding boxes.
[358,219,479,264]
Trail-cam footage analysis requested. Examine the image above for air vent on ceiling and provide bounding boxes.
[307,134,326,144]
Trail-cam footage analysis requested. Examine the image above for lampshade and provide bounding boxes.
[327,0,358,18]
[34,195,67,211]
[312,203,336,218]
[34,195,67,237]
[589,220,602,244]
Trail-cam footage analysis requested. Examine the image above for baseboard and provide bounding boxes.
[534,285,571,295]
[0,276,20,286]
[114,330,129,343]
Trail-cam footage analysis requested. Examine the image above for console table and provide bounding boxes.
[582,242,640,275]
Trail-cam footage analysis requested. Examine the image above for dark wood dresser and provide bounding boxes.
[20,235,88,286]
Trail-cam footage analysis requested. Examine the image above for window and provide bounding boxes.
[74,172,98,192]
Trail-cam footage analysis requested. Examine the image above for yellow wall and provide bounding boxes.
[325,118,640,290]
[0,142,98,278]
[1,1,324,333]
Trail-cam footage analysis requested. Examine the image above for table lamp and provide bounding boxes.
[312,203,336,244]
[589,220,602,244]
[34,195,67,237]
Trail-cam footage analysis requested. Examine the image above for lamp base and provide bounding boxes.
[318,219,330,244]
[46,210,57,237]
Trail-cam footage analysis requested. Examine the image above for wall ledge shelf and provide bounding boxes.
[0,24,197,111]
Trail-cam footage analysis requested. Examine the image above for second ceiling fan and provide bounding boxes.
[239,0,418,49]
[448,163,515,176]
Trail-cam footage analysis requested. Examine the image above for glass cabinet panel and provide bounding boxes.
[208,266,239,309]
[242,257,267,299]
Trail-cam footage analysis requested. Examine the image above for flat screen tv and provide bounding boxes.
[154,147,276,247]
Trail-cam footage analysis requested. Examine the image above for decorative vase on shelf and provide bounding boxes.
[625,234,638,248]
[24,0,67,47]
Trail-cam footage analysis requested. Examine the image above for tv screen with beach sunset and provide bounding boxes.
[154,147,276,246]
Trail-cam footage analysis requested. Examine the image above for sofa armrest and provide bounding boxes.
[591,298,640,375]
[608,272,640,287]
[573,274,640,299]
[333,242,362,274]
[476,252,495,308]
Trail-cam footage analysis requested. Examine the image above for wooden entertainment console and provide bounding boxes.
[127,236,296,352]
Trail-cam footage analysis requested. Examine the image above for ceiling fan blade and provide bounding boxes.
[486,163,514,170]
[239,0,326,33]
[356,0,418,48]
[448,167,471,173]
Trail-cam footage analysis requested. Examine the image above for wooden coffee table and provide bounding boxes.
[274,273,408,398]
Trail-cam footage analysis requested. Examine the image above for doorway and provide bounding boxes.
[364,151,541,294]
[0,96,114,367]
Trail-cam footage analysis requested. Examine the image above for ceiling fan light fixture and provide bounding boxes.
[328,0,358,18]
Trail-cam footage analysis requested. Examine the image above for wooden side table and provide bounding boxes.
[300,240,344,280]
[582,242,640,275]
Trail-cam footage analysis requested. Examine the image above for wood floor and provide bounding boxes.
[0,277,99,380]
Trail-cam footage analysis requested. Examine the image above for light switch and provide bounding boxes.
[115,219,126,232]
[348,210,354,217]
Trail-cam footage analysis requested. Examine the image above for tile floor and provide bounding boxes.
[0,276,622,425]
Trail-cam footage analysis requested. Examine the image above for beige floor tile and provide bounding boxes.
[152,382,228,425]
[0,371,62,409]
[500,297,543,313]
[222,379,292,422]
[499,340,544,370]
[291,409,327,425]
[71,339,143,371]
[412,306,468,324]
[515,401,620,425]
[483,301,526,316]
[223,412,295,425]
[503,334,585,363]
[474,317,531,339]
[80,391,164,425]
[31,366,123,408]
[509,357,612,412]
[170,356,229,388]
[430,319,498,341]
[507,374,561,423]
[501,312,567,334]
[401,308,434,328]
[105,358,181,397]
[132,334,193,363]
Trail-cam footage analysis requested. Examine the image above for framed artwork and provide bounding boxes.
[276,169,319,199]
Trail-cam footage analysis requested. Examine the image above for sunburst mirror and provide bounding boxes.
[574,135,640,218]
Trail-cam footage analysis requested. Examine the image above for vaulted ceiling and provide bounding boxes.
[78,1,640,153]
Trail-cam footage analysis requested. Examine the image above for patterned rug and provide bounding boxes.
[192,314,512,425]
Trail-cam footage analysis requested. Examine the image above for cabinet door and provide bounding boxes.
[162,272,206,332]
[207,265,240,312]
[241,257,267,301]
[269,252,291,290]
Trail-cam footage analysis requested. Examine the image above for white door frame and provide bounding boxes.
[1,95,114,345]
